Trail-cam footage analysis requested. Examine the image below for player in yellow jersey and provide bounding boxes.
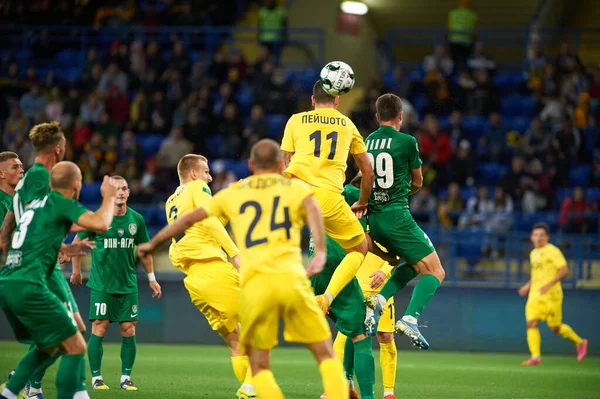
[518,223,588,365]
[163,154,255,398]
[138,140,348,399]
[281,80,374,313]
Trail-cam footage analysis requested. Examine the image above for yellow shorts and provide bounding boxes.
[364,291,395,333]
[525,297,563,327]
[313,187,365,249]
[239,272,331,353]
[183,259,241,335]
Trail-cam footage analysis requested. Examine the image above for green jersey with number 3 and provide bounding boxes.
[365,126,422,213]
[0,192,88,282]
[78,207,150,295]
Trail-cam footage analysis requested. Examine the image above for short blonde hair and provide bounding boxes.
[0,151,19,163]
[177,154,208,178]
[29,122,64,153]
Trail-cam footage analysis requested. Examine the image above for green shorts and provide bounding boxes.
[310,273,366,337]
[0,280,78,350]
[89,289,139,323]
[369,209,435,265]
[47,266,79,313]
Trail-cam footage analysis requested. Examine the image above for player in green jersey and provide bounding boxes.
[364,94,445,350]
[1,123,94,399]
[0,161,117,399]
[0,152,23,224]
[70,176,162,391]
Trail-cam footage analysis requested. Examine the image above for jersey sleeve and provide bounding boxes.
[76,230,95,240]
[280,115,296,152]
[22,169,51,205]
[135,213,150,244]
[408,136,423,169]
[203,216,239,257]
[205,189,229,222]
[60,197,90,225]
[552,246,567,269]
[349,122,367,155]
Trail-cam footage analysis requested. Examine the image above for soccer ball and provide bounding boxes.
[320,61,355,96]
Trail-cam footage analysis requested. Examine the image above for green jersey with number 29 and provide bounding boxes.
[365,126,423,213]
[0,192,88,283]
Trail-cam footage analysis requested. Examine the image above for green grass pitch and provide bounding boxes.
[1,342,599,398]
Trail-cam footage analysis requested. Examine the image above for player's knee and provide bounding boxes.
[550,325,561,333]
[357,238,368,256]
[526,320,539,329]
[92,320,109,337]
[62,332,87,355]
[120,322,136,337]
[377,332,394,344]
[351,333,368,343]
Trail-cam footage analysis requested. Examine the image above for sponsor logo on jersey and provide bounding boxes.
[128,223,137,235]
[117,228,125,237]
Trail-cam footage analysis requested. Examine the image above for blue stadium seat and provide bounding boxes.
[586,187,600,202]
[190,50,202,64]
[153,207,167,225]
[568,165,591,186]
[54,49,80,66]
[461,186,477,200]
[265,114,287,138]
[503,116,529,133]
[79,182,102,203]
[383,69,395,89]
[462,116,486,137]
[136,205,156,224]
[477,163,507,185]
[205,135,224,158]
[413,94,428,113]
[500,95,520,117]
[555,188,573,204]
[437,115,450,128]
[492,71,513,92]
[223,160,250,178]
[519,95,536,117]
[298,70,319,92]
[408,69,424,82]
[135,134,164,157]
[236,85,255,115]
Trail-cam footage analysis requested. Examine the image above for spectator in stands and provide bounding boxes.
[7,132,34,168]
[213,82,238,117]
[183,110,205,152]
[210,160,237,193]
[486,112,508,162]
[259,0,288,57]
[522,159,550,213]
[80,63,103,95]
[157,127,194,169]
[45,87,64,124]
[411,186,437,223]
[150,90,169,133]
[455,70,476,112]
[128,179,154,204]
[540,96,566,133]
[207,52,229,88]
[390,66,411,99]
[589,66,600,117]
[169,40,191,77]
[523,117,548,158]
[252,45,273,78]
[502,155,527,202]
[98,62,128,95]
[120,130,146,172]
[265,66,294,114]
[573,92,591,129]
[105,84,130,124]
[97,112,118,138]
[228,49,248,83]
[459,185,493,230]
[559,186,596,233]
[20,84,46,119]
[424,45,454,77]
[80,132,105,179]
[3,106,30,148]
[62,88,81,127]
[483,186,514,258]
[145,41,164,74]
[72,118,92,151]
[82,47,100,77]
[80,93,105,125]
[471,69,498,115]
[141,158,159,194]
[129,90,150,127]
[23,67,39,88]
[539,63,559,99]
[418,115,453,173]
[554,42,583,77]
[401,111,420,136]
[129,40,147,76]
[216,103,243,158]
[438,182,465,227]
[555,118,582,162]
[449,140,475,187]
[467,41,496,73]
[448,110,471,148]
[527,43,549,78]
[447,0,478,72]
[243,105,269,155]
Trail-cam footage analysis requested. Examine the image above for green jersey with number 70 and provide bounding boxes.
[365,126,423,213]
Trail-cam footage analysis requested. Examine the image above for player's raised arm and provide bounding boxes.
[75,176,118,233]
[303,194,326,277]
[351,151,374,218]
[280,114,296,169]
[138,207,209,257]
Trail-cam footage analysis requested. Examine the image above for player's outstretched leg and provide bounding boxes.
[550,324,588,362]
[307,340,349,399]
[377,332,397,399]
[2,347,53,399]
[119,322,138,390]
[349,336,374,399]
[522,320,542,365]
[56,332,86,399]
[88,320,109,389]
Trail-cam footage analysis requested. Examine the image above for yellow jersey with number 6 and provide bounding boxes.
[165,179,238,272]
[281,108,366,193]
[205,173,313,281]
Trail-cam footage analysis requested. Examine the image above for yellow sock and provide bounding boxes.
[326,252,365,299]
[231,356,250,384]
[379,341,397,393]
[254,370,284,399]
[319,358,348,399]
[558,324,582,346]
[333,332,347,368]
[527,327,541,358]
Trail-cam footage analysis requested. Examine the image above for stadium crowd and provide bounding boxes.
[0,5,599,235]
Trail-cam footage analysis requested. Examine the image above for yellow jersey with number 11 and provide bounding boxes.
[205,173,313,282]
[281,108,366,193]
[165,179,239,273]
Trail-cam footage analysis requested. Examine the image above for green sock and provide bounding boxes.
[78,354,87,392]
[87,334,104,377]
[121,336,136,376]
[353,338,375,399]
[405,274,441,319]
[7,346,52,394]
[56,354,83,399]
[379,266,418,300]
[28,347,62,390]
[342,335,354,380]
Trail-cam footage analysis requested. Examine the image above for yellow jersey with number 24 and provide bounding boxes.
[281,108,366,193]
